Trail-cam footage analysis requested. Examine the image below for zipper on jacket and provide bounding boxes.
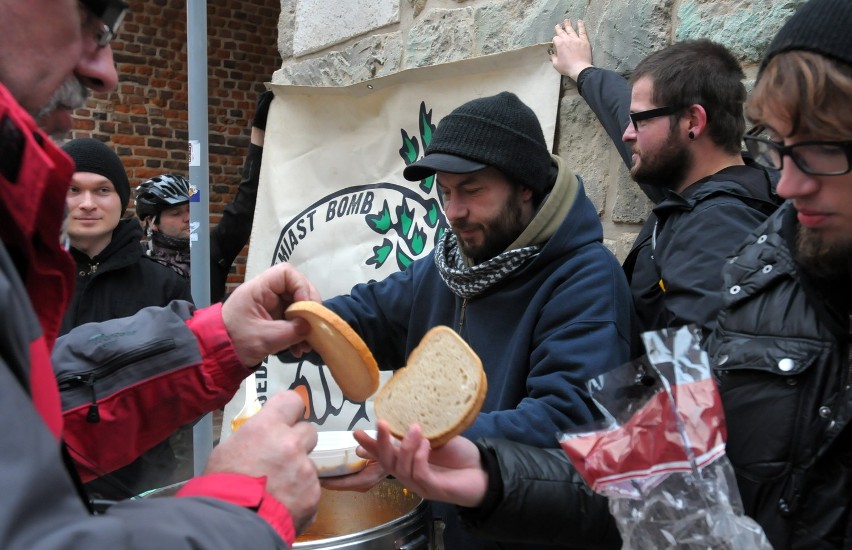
[80,262,99,277]
[56,339,176,423]
[458,298,468,334]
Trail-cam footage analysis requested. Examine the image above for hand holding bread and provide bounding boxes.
[284,301,380,402]
[374,326,487,447]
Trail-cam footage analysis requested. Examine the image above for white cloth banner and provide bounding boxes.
[222,45,561,440]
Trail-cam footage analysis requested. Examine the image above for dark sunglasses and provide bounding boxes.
[743,126,852,176]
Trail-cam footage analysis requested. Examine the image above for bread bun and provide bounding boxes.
[284,301,379,402]
[374,326,487,447]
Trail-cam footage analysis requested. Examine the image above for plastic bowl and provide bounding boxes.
[310,430,375,478]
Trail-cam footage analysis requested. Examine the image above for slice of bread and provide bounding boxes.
[284,301,379,402]
[374,326,487,447]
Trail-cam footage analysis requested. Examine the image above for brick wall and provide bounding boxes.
[70,0,281,295]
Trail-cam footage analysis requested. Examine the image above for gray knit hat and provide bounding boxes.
[403,92,554,197]
[760,0,852,73]
[61,138,131,215]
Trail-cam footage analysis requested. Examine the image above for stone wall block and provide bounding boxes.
[676,0,807,65]
[275,32,403,86]
[556,93,625,215]
[292,0,400,56]
[584,0,674,74]
[616,231,639,262]
[474,0,586,55]
[406,7,476,68]
[612,168,653,224]
[278,0,296,60]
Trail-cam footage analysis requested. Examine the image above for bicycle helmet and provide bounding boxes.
[134,174,190,221]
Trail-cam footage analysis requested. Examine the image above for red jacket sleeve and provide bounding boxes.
[54,301,253,481]
[178,473,296,545]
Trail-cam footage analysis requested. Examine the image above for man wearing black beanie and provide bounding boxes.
[301,91,633,550]
[60,137,192,499]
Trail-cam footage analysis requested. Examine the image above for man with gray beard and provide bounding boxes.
[0,0,324,546]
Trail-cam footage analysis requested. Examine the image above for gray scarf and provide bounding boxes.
[433,231,541,299]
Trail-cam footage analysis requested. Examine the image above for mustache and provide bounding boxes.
[451,222,476,233]
[36,77,88,121]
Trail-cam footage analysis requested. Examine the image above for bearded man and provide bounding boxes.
[705,0,852,544]
[551,27,782,356]
[285,91,633,550]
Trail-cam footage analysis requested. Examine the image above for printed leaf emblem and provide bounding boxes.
[367,238,393,267]
[366,200,393,233]
[399,129,420,165]
[396,198,415,237]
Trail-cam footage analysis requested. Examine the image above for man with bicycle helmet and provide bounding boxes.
[135,173,191,278]
[134,90,272,301]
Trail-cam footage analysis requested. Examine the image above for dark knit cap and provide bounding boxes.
[760,0,852,73]
[61,138,130,214]
[403,92,554,197]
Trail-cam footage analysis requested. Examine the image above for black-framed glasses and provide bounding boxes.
[79,0,128,48]
[629,106,676,131]
[743,127,852,176]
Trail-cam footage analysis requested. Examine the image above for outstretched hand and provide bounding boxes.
[221,262,320,367]
[353,421,489,508]
[550,19,594,82]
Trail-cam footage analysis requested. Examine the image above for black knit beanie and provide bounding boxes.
[403,92,554,197]
[760,0,852,73]
[61,138,131,214]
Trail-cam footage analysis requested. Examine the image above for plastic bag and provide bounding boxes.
[559,326,771,549]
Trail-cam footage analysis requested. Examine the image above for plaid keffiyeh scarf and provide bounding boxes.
[433,231,541,299]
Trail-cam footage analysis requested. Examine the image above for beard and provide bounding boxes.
[35,76,88,139]
[630,126,693,190]
[796,225,852,281]
[453,190,527,264]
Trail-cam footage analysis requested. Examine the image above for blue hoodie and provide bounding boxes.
[325,156,632,448]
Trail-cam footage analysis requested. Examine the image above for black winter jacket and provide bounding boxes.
[60,218,192,336]
[459,438,621,548]
[707,203,852,549]
[60,217,193,498]
[460,205,851,549]
[576,67,781,356]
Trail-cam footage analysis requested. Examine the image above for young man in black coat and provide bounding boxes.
[60,137,192,499]
[60,137,192,335]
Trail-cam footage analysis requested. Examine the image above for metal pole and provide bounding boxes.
[187,0,213,475]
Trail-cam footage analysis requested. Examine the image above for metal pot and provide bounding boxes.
[294,478,430,549]
[137,478,431,549]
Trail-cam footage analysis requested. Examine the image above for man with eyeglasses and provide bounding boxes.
[0,0,323,547]
[705,0,852,545]
[551,24,781,357]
